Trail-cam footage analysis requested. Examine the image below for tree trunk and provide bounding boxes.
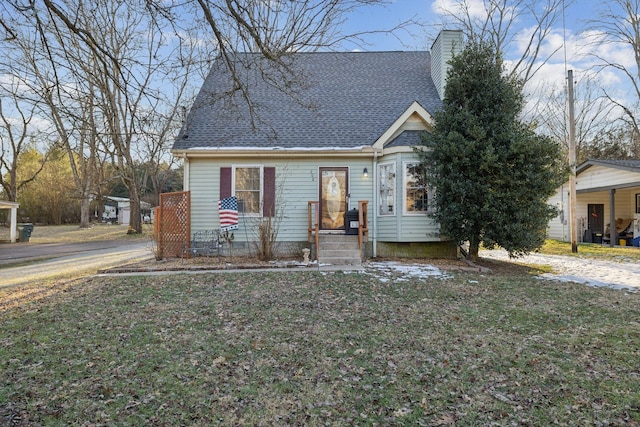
[128,184,142,234]
[79,197,91,228]
[468,238,480,262]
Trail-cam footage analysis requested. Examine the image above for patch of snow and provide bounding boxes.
[481,249,640,292]
[365,261,450,281]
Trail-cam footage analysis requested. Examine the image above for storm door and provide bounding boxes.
[319,168,348,230]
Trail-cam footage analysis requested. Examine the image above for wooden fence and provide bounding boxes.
[154,191,190,258]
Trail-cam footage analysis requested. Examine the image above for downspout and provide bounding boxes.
[372,150,379,258]
[183,153,190,191]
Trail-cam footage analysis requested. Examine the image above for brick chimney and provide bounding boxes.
[431,30,464,100]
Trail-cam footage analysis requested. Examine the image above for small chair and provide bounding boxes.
[181,230,222,261]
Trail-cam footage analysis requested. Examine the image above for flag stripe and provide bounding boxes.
[218,196,239,231]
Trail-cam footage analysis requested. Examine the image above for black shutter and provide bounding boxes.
[220,167,232,199]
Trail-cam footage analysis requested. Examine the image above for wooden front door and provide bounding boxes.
[319,167,348,230]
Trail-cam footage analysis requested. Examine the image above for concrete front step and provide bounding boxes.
[317,234,362,266]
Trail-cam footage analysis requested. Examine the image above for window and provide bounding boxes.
[378,162,396,215]
[220,166,275,218]
[404,162,428,214]
[234,166,262,215]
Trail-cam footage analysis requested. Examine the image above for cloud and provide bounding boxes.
[431,0,489,20]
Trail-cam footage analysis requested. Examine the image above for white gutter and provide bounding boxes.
[173,146,376,159]
[183,153,189,191]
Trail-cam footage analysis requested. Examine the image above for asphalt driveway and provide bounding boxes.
[0,240,154,288]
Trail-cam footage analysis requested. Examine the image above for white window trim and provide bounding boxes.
[378,162,396,217]
[403,161,428,215]
[232,165,264,217]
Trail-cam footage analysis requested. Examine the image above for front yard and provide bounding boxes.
[1,263,639,426]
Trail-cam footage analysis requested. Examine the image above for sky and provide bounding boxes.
[339,0,634,121]
[342,0,592,52]
[1,0,633,147]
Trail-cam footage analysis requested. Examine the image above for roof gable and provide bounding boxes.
[575,159,640,192]
[577,159,640,175]
[173,51,441,153]
[372,101,434,150]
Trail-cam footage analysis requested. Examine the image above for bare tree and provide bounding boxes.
[0,82,50,203]
[434,0,569,84]
[528,72,618,162]
[2,0,199,232]
[4,8,114,228]
[586,0,640,145]
[2,0,401,233]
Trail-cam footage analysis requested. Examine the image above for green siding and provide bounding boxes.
[188,157,374,243]
[374,152,442,242]
[187,154,446,250]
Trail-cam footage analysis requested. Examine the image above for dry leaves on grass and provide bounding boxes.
[2,269,640,426]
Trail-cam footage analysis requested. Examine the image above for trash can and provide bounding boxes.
[592,232,603,244]
[344,209,359,235]
[18,223,34,242]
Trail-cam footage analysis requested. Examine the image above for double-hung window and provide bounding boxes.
[220,166,275,218]
[234,166,262,215]
[378,162,396,215]
[404,161,429,214]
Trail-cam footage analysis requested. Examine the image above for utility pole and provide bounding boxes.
[568,69,578,253]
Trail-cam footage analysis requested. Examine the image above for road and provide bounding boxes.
[0,241,155,289]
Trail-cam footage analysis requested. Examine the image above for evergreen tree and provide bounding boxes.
[417,41,567,260]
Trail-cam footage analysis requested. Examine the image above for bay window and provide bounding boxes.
[404,162,428,214]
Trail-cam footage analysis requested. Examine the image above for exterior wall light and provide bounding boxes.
[363,167,369,177]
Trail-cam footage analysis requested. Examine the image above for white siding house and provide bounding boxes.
[547,160,640,246]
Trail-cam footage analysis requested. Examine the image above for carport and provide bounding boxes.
[0,200,20,243]
[548,159,640,247]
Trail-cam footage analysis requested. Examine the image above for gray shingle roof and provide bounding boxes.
[173,51,441,151]
[578,159,640,174]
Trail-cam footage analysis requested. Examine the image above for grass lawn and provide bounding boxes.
[30,223,154,244]
[0,223,153,244]
[1,263,639,425]
[540,240,640,262]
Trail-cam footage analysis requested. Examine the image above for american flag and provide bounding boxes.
[218,196,239,231]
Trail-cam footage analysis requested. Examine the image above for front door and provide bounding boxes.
[319,167,348,230]
[588,203,604,234]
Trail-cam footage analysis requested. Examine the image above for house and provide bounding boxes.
[547,159,640,246]
[170,30,464,260]
[0,200,20,243]
[102,196,152,225]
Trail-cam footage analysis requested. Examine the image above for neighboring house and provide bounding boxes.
[103,196,152,225]
[547,159,640,246]
[171,30,464,259]
[0,200,20,243]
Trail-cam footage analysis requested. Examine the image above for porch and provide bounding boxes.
[577,186,640,247]
[308,200,369,264]
[549,159,640,247]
